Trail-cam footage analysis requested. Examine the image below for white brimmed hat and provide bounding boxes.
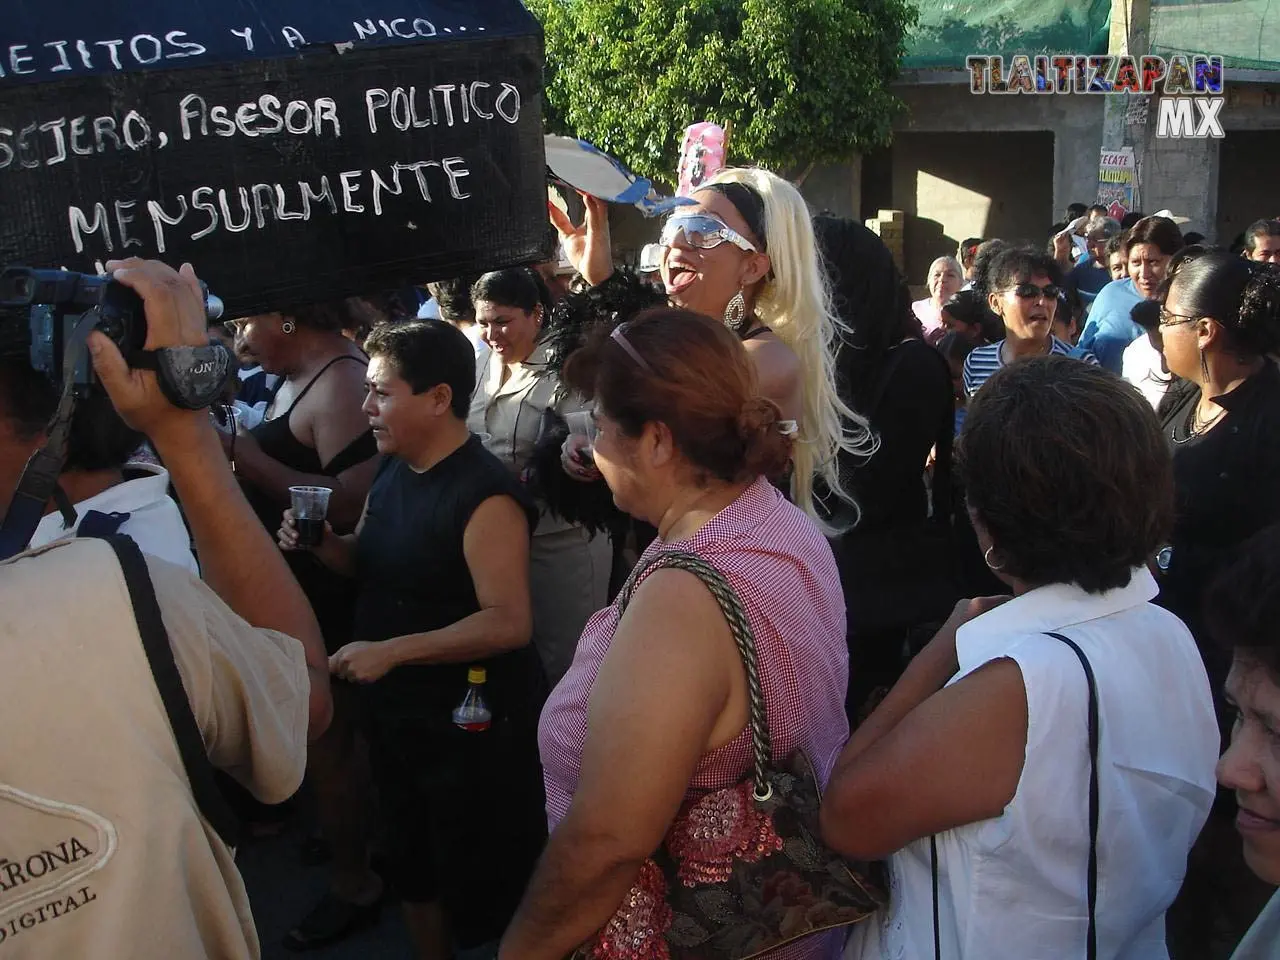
[1153,209,1192,225]
[639,243,664,273]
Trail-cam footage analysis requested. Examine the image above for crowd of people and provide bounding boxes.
[3,173,1280,960]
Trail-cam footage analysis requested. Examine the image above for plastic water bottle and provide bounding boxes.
[452,666,492,732]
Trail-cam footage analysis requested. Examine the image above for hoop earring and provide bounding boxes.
[281,321,295,335]
[984,546,1006,572]
[724,290,747,328]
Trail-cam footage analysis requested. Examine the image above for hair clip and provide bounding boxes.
[610,324,656,374]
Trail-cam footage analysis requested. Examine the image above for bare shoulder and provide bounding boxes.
[741,334,802,419]
[628,566,723,615]
[300,356,371,438]
[741,331,798,366]
[309,354,370,406]
[466,493,533,540]
[743,334,799,379]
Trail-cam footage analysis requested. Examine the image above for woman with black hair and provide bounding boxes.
[467,267,611,688]
[963,248,1098,400]
[1154,252,1280,956]
[224,298,383,949]
[1157,253,1280,647]
[812,215,959,723]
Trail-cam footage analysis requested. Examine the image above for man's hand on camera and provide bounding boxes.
[87,259,209,439]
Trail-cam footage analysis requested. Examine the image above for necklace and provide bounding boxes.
[1174,400,1227,443]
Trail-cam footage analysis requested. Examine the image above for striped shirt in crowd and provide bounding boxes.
[963,336,1099,399]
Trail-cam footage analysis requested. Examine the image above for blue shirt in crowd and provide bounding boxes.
[963,336,1098,399]
[1077,278,1145,373]
[1065,260,1113,313]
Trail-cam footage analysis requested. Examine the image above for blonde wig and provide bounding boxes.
[706,167,876,530]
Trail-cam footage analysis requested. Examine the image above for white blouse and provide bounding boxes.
[848,567,1219,959]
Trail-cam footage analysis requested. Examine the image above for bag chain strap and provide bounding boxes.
[617,549,774,800]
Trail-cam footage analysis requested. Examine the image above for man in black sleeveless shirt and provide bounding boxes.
[280,320,546,960]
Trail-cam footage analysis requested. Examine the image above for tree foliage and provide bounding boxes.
[527,0,918,184]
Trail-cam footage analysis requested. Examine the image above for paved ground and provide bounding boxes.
[238,818,412,960]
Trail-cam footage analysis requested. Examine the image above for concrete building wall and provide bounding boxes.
[1139,134,1220,237]
[800,161,862,220]
[1218,130,1280,242]
[1216,85,1280,242]
[885,131,1055,283]
[893,84,1106,223]
[1125,84,1278,242]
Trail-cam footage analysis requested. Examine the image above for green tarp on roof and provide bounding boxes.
[902,0,1110,68]
[1149,0,1280,72]
[903,0,1279,72]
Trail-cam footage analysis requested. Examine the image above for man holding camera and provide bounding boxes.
[0,259,332,957]
[0,357,198,572]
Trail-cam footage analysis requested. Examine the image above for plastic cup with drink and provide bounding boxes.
[289,485,332,548]
[565,411,598,468]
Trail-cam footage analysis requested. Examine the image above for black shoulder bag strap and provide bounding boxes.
[930,631,1100,960]
[1046,631,1100,960]
[99,534,241,849]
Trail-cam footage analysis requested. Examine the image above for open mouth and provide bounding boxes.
[665,264,698,295]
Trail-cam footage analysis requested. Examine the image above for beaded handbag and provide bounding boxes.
[575,551,886,960]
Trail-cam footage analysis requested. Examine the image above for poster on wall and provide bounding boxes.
[0,0,552,317]
[1097,146,1137,221]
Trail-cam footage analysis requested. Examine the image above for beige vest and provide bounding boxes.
[0,539,309,959]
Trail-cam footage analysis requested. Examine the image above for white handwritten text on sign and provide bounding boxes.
[0,16,496,80]
[0,79,523,256]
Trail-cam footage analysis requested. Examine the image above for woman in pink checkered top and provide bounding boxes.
[499,307,852,960]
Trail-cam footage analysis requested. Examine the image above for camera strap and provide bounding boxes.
[99,533,241,849]
[0,311,100,561]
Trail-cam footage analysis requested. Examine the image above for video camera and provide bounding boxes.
[0,267,227,400]
[0,266,235,561]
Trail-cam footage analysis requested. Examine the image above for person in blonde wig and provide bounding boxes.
[549,167,872,530]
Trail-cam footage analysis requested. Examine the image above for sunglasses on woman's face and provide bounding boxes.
[1010,282,1061,301]
[658,214,758,253]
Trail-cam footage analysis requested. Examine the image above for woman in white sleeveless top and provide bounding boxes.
[821,356,1219,959]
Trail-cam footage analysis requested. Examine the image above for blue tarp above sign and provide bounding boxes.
[0,0,540,86]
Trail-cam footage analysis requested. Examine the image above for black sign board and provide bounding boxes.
[0,1,550,316]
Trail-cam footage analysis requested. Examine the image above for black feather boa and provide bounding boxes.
[530,270,664,535]
[543,269,666,378]
[525,415,620,537]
